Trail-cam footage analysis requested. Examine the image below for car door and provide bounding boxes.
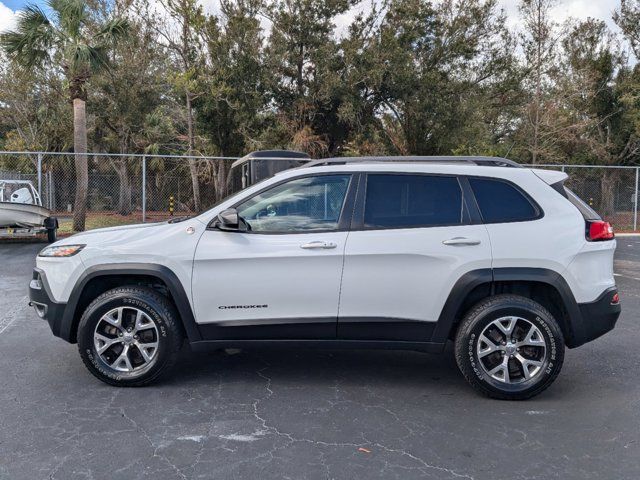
[337,172,492,341]
[192,173,356,340]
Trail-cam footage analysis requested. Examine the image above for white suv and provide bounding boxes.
[29,157,621,400]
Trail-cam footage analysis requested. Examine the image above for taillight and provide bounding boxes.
[586,220,615,241]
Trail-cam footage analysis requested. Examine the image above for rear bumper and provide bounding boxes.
[575,287,620,345]
[28,268,69,341]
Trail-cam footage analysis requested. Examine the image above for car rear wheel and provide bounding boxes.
[454,294,565,400]
[77,286,183,387]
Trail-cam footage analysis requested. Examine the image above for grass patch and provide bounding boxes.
[57,213,144,235]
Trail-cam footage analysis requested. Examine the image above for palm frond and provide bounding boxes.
[87,45,110,72]
[66,43,110,74]
[94,17,130,45]
[0,5,54,68]
[48,0,86,39]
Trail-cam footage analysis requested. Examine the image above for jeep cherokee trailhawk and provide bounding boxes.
[29,156,621,399]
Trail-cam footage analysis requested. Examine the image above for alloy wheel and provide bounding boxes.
[93,306,160,373]
[476,316,548,384]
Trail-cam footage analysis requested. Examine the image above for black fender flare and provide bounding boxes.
[431,267,584,347]
[430,268,493,344]
[61,263,201,343]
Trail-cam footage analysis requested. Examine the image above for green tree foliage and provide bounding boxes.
[1,0,639,225]
[0,0,129,230]
[264,0,356,156]
[195,0,267,199]
[363,0,518,155]
[91,2,170,214]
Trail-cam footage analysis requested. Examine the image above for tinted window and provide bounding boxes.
[237,175,351,232]
[469,178,538,223]
[364,174,464,228]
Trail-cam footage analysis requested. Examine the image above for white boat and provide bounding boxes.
[0,180,58,241]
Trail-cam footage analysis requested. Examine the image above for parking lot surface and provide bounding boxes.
[1,239,639,479]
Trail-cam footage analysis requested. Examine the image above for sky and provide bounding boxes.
[0,0,624,42]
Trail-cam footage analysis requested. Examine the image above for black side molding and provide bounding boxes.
[189,339,445,354]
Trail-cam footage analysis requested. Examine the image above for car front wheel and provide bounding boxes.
[454,294,565,400]
[77,286,183,387]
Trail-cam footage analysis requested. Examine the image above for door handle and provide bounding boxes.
[300,241,337,249]
[442,237,481,246]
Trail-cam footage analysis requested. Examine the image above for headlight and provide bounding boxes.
[38,244,85,257]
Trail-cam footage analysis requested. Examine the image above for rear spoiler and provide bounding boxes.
[531,168,568,185]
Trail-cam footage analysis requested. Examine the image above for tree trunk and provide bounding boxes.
[531,0,542,165]
[600,169,618,218]
[213,162,229,202]
[185,91,201,212]
[72,98,88,232]
[115,159,132,215]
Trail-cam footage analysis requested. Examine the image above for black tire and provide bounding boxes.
[77,286,183,387]
[47,228,57,243]
[454,294,565,400]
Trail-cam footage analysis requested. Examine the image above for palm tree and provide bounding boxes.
[1,0,128,231]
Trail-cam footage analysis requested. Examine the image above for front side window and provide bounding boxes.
[363,174,465,229]
[236,175,351,233]
[469,177,539,223]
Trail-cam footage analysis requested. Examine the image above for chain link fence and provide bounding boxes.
[0,152,239,233]
[532,165,639,232]
[0,152,638,233]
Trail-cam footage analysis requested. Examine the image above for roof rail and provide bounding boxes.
[231,150,310,169]
[304,156,521,168]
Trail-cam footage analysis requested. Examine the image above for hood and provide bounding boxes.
[57,221,170,246]
[73,222,162,235]
[45,217,207,269]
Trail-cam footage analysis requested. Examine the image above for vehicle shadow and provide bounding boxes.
[158,342,577,402]
[162,342,472,393]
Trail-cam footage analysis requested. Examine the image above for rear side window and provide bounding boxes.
[469,178,539,223]
[364,174,465,228]
[565,187,601,220]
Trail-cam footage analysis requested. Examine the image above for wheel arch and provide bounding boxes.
[60,264,201,344]
[432,268,585,348]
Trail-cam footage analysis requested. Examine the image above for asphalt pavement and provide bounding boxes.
[1,239,639,479]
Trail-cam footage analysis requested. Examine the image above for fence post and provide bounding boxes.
[37,153,42,199]
[48,170,53,210]
[634,167,639,233]
[142,155,147,223]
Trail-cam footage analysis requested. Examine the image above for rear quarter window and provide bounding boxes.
[564,187,601,220]
[469,177,540,223]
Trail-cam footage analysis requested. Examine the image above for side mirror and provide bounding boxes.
[214,208,248,232]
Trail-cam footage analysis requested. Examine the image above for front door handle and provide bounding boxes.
[300,241,337,250]
[442,237,481,246]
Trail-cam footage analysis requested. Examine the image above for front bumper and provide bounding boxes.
[575,287,621,345]
[28,268,68,339]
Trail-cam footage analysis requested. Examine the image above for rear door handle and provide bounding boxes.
[300,241,337,250]
[442,237,481,246]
